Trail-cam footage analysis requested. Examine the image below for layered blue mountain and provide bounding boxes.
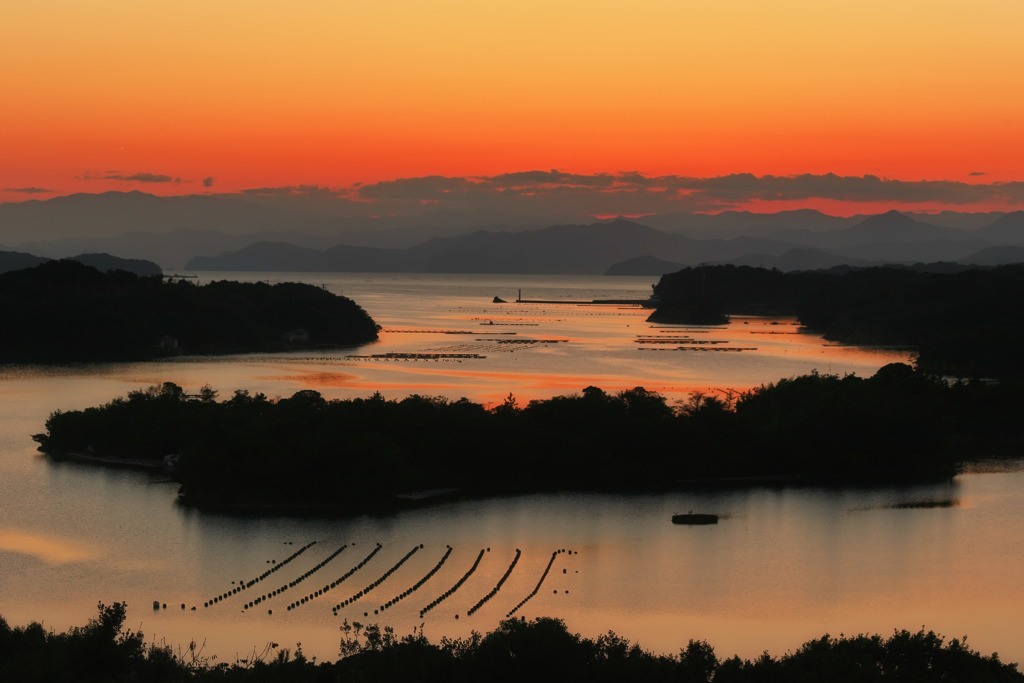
[5,191,1024,273]
[187,220,799,274]
[976,211,1024,243]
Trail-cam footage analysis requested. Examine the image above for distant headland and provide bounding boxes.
[0,260,379,363]
[648,263,1024,379]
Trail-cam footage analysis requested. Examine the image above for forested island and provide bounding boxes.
[0,260,379,363]
[649,264,1024,379]
[33,364,1024,512]
[2,603,1021,682]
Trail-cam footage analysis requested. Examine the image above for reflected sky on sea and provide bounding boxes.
[2,273,1021,665]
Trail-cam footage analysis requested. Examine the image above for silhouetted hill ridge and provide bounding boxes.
[0,249,162,276]
[0,250,48,274]
[70,252,162,276]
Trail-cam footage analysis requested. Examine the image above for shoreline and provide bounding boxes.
[41,449,967,519]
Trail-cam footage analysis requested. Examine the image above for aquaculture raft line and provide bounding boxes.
[419,548,486,618]
[506,548,568,618]
[203,540,315,609]
[269,543,348,611]
[331,544,422,615]
[345,352,486,360]
[327,544,385,613]
[377,545,454,613]
[467,548,521,616]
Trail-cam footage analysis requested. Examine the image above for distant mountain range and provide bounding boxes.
[0,191,544,267]
[0,251,161,276]
[185,220,797,273]
[189,213,1024,275]
[3,191,1024,274]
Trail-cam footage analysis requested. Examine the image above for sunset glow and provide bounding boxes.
[3,1,1024,211]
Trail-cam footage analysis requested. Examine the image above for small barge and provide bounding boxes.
[672,512,719,525]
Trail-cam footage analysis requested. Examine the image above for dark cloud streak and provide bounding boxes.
[3,186,53,194]
[81,171,181,183]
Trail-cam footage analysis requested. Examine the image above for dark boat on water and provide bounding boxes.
[672,512,719,525]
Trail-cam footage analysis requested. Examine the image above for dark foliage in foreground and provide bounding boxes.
[1,603,1020,682]
[33,364,1024,510]
[650,264,1024,378]
[0,260,379,362]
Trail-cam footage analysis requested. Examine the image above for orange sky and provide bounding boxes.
[3,1,1024,210]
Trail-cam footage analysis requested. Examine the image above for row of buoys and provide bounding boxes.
[354,357,470,363]
[506,548,567,618]
[636,335,692,340]
[384,329,477,334]
[245,541,317,588]
[286,544,382,614]
[375,545,453,614]
[331,544,421,613]
[203,541,316,609]
[648,327,710,333]
[286,544,349,588]
[346,353,486,360]
[283,543,382,612]
[637,346,757,352]
[419,548,485,618]
[152,601,197,612]
[467,548,521,616]
[247,544,347,611]
[479,322,540,326]
[431,343,487,353]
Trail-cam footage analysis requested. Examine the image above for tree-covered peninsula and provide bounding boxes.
[33,364,1024,512]
[649,263,1024,379]
[0,260,379,363]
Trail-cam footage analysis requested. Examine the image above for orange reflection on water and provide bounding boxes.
[262,366,619,399]
[0,529,98,564]
[257,370,360,388]
[260,365,717,409]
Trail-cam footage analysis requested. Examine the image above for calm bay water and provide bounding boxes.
[2,273,1022,664]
